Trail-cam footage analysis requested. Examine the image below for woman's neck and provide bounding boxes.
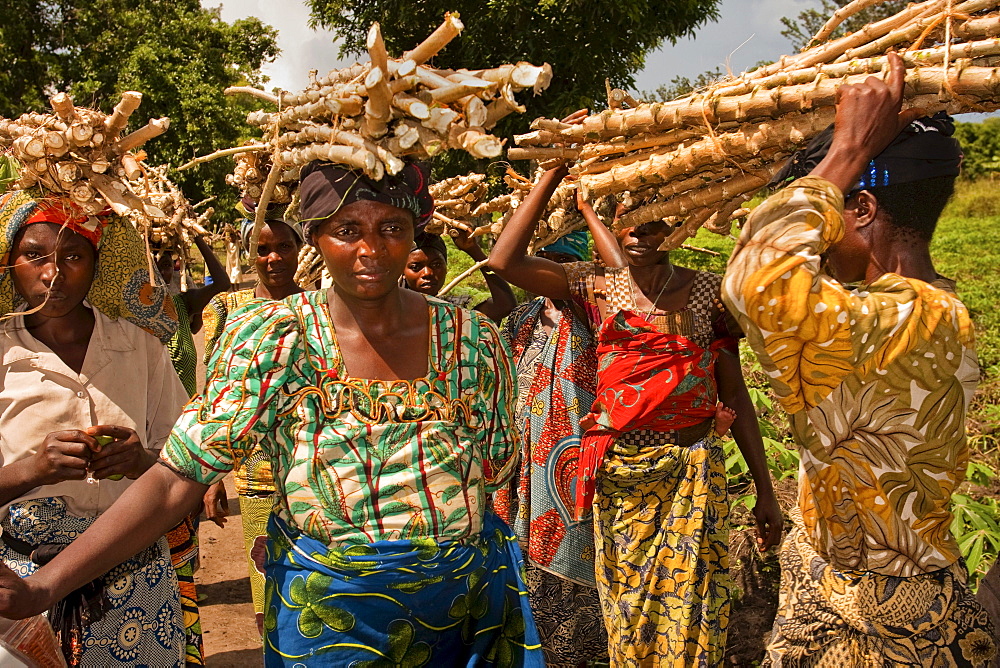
[23,303,96,369]
[628,260,675,294]
[256,282,304,301]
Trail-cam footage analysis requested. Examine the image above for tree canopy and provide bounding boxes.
[306,0,722,120]
[0,0,279,220]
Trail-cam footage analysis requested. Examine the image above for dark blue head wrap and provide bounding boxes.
[771,112,963,192]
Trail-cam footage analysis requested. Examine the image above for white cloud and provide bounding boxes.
[205,0,354,92]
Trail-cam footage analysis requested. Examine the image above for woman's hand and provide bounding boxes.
[31,430,94,485]
[813,51,924,193]
[203,481,230,528]
[0,562,49,619]
[753,492,784,551]
[451,228,485,259]
[86,426,156,480]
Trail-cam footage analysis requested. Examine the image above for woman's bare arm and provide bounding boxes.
[715,352,784,550]
[488,165,574,300]
[0,464,208,618]
[576,190,627,268]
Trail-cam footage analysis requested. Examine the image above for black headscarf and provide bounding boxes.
[770,112,963,191]
[298,161,435,244]
[411,231,448,260]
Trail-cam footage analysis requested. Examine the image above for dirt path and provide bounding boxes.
[195,476,263,667]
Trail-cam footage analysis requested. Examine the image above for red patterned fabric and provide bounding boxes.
[24,198,108,247]
[574,309,731,518]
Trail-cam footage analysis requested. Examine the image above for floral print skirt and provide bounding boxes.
[594,434,730,667]
[765,525,997,667]
[262,512,543,667]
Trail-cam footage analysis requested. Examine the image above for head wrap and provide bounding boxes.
[771,112,963,192]
[411,231,448,260]
[238,217,305,253]
[298,161,434,244]
[0,190,178,342]
[23,198,107,247]
[539,229,590,261]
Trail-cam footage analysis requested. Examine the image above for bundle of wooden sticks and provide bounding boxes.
[192,12,550,256]
[0,91,170,218]
[510,0,1000,250]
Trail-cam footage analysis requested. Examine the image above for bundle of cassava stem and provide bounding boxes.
[294,244,330,289]
[0,91,170,217]
[224,147,295,205]
[511,0,1000,250]
[188,11,550,257]
[425,172,489,236]
[128,165,215,290]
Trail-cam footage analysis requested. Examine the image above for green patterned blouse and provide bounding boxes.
[161,290,520,546]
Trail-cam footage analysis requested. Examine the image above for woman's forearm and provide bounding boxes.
[475,270,518,322]
[0,459,45,506]
[580,198,627,268]
[717,354,776,497]
[21,464,207,612]
[488,166,574,300]
[195,236,232,292]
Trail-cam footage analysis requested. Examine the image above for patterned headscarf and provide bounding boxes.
[539,229,590,261]
[0,190,178,342]
[771,112,964,191]
[298,161,434,244]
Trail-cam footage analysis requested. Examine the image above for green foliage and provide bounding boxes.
[306,0,722,135]
[950,489,1000,588]
[0,0,279,224]
[779,0,909,51]
[955,118,1000,181]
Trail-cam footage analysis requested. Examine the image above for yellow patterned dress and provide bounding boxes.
[723,176,997,666]
[203,288,275,628]
[566,263,739,666]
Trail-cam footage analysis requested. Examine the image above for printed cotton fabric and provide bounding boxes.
[595,434,731,667]
[201,288,275,495]
[494,298,608,666]
[0,190,178,342]
[262,512,542,667]
[1,497,184,667]
[722,176,979,577]
[765,522,997,667]
[162,290,519,547]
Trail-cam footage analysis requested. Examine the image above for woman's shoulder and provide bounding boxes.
[223,294,304,342]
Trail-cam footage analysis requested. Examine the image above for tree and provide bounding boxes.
[780,0,908,51]
[306,0,722,123]
[0,0,279,222]
[955,118,1000,180]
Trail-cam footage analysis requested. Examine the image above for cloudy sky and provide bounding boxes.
[210,0,813,93]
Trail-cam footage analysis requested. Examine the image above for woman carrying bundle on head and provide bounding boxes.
[492,209,625,667]
[404,227,517,322]
[0,190,189,666]
[200,206,306,634]
[489,142,783,666]
[0,161,543,668]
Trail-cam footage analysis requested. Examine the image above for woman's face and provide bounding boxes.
[403,248,447,295]
[10,222,96,319]
[619,221,671,266]
[255,221,302,290]
[313,199,415,300]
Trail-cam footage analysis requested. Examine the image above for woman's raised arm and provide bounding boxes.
[488,165,575,301]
